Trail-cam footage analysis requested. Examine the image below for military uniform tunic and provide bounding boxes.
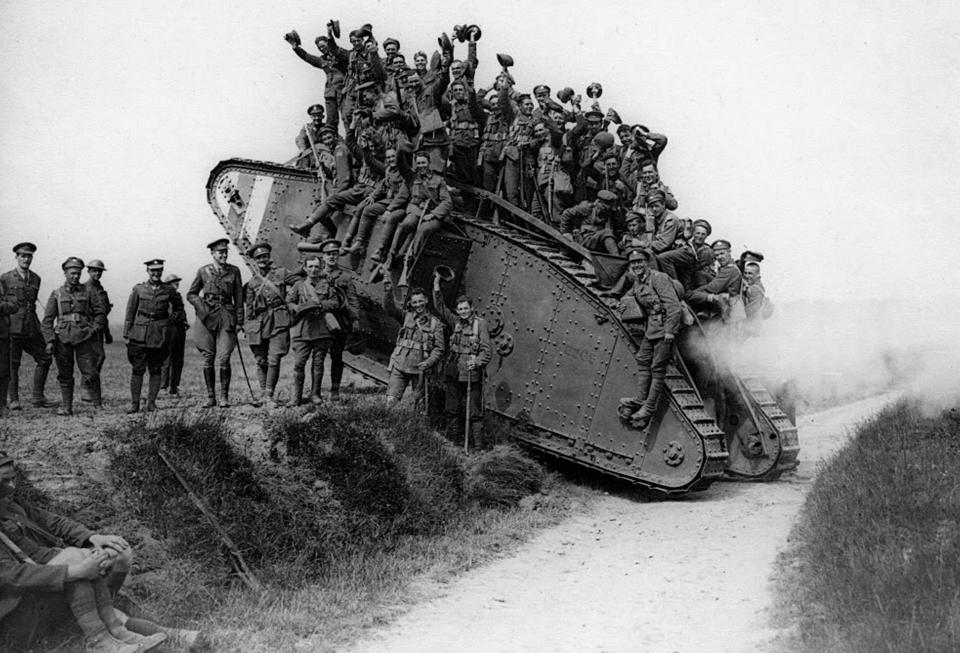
[41,282,107,390]
[286,277,344,402]
[383,287,444,402]
[187,262,243,370]
[0,278,20,410]
[0,268,52,404]
[123,280,185,375]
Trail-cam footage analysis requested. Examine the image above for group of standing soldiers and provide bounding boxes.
[0,243,189,416]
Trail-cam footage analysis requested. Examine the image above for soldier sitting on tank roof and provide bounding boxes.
[643,190,681,257]
[686,239,744,321]
[629,162,678,213]
[559,189,621,255]
[615,248,683,429]
[741,261,773,332]
[618,211,648,253]
[582,152,633,236]
[381,278,444,406]
[657,218,714,291]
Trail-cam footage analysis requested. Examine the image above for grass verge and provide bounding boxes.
[779,399,960,653]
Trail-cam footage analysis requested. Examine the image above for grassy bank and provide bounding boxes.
[781,399,960,653]
[17,401,586,652]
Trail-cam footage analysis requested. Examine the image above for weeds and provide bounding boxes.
[787,399,960,652]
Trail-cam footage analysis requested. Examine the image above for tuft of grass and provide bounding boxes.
[466,445,545,507]
[783,399,960,653]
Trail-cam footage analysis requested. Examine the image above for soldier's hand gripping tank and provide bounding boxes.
[1,242,54,410]
[123,259,186,414]
[243,242,300,408]
[617,248,682,429]
[187,238,243,408]
[41,257,108,416]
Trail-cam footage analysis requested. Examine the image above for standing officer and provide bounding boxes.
[432,271,492,443]
[318,239,359,402]
[41,258,107,416]
[242,243,300,407]
[687,239,743,320]
[285,255,344,405]
[123,260,185,413]
[159,274,187,396]
[0,278,19,417]
[81,259,112,405]
[616,248,682,429]
[1,243,54,410]
[187,239,243,408]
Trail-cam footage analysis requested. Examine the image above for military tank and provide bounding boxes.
[205,156,798,495]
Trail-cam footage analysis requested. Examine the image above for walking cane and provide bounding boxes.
[464,375,472,452]
[234,341,259,405]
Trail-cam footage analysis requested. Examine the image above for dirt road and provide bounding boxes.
[344,394,896,653]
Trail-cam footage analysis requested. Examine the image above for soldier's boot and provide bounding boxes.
[57,384,73,416]
[618,371,651,421]
[8,367,21,411]
[145,375,162,412]
[309,369,324,405]
[631,378,665,428]
[80,378,94,403]
[288,220,313,238]
[122,615,210,652]
[256,365,268,401]
[292,371,305,406]
[32,365,55,408]
[264,365,281,408]
[93,580,167,649]
[82,630,144,653]
[202,368,217,408]
[218,368,231,408]
[126,376,143,414]
[91,377,103,408]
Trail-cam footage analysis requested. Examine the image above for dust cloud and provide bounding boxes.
[727,296,960,415]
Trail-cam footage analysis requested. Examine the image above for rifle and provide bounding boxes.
[157,450,262,593]
[398,200,431,287]
[303,123,329,201]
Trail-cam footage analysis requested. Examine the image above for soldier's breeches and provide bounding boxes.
[162,327,186,389]
[310,186,367,226]
[482,160,503,193]
[193,320,237,370]
[444,379,483,425]
[636,337,674,386]
[356,201,387,247]
[292,338,330,373]
[372,209,406,257]
[250,332,290,369]
[0,336,9,408]
[126,343,169,376]
[54,340,98,388]
[449,145,479,185]
[90,333,106,372]
[324,97,339,129]
[411,219,443,257]
[386,369,423,402]
[503,158,534,208]
[10,334,52,371]
[390,209,422,257]
[657,248,696,288]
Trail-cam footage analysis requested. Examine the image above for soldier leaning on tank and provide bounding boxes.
[619,124,668,182]
[381,278,443,406]
[686,239,744,321]
[498,77,538,210]
[340,27,386,130]
[286,254,345,406]
[242,243,300,408]
[657,218,713,291]
[383,151,453,271]
[442,78,485,185]
[432,272,492,442]
[284,26,348,130]
[0,452,182,653]
[614,248,682,429]
[582,153,634,230]
[41,258,108,416]
[122,259,185,414]
[1,243,55,410]
[0,278,21,417]
[289,123,359,240]
[318,239,359,402]
[559,189,621,255]
[159,273,188,395]
[294,104,327,170]
[187,238,244,408]
[80,259,112,406]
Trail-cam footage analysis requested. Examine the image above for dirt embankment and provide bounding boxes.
[343,394,897,653]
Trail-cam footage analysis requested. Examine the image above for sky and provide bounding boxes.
[1,0,959,312]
